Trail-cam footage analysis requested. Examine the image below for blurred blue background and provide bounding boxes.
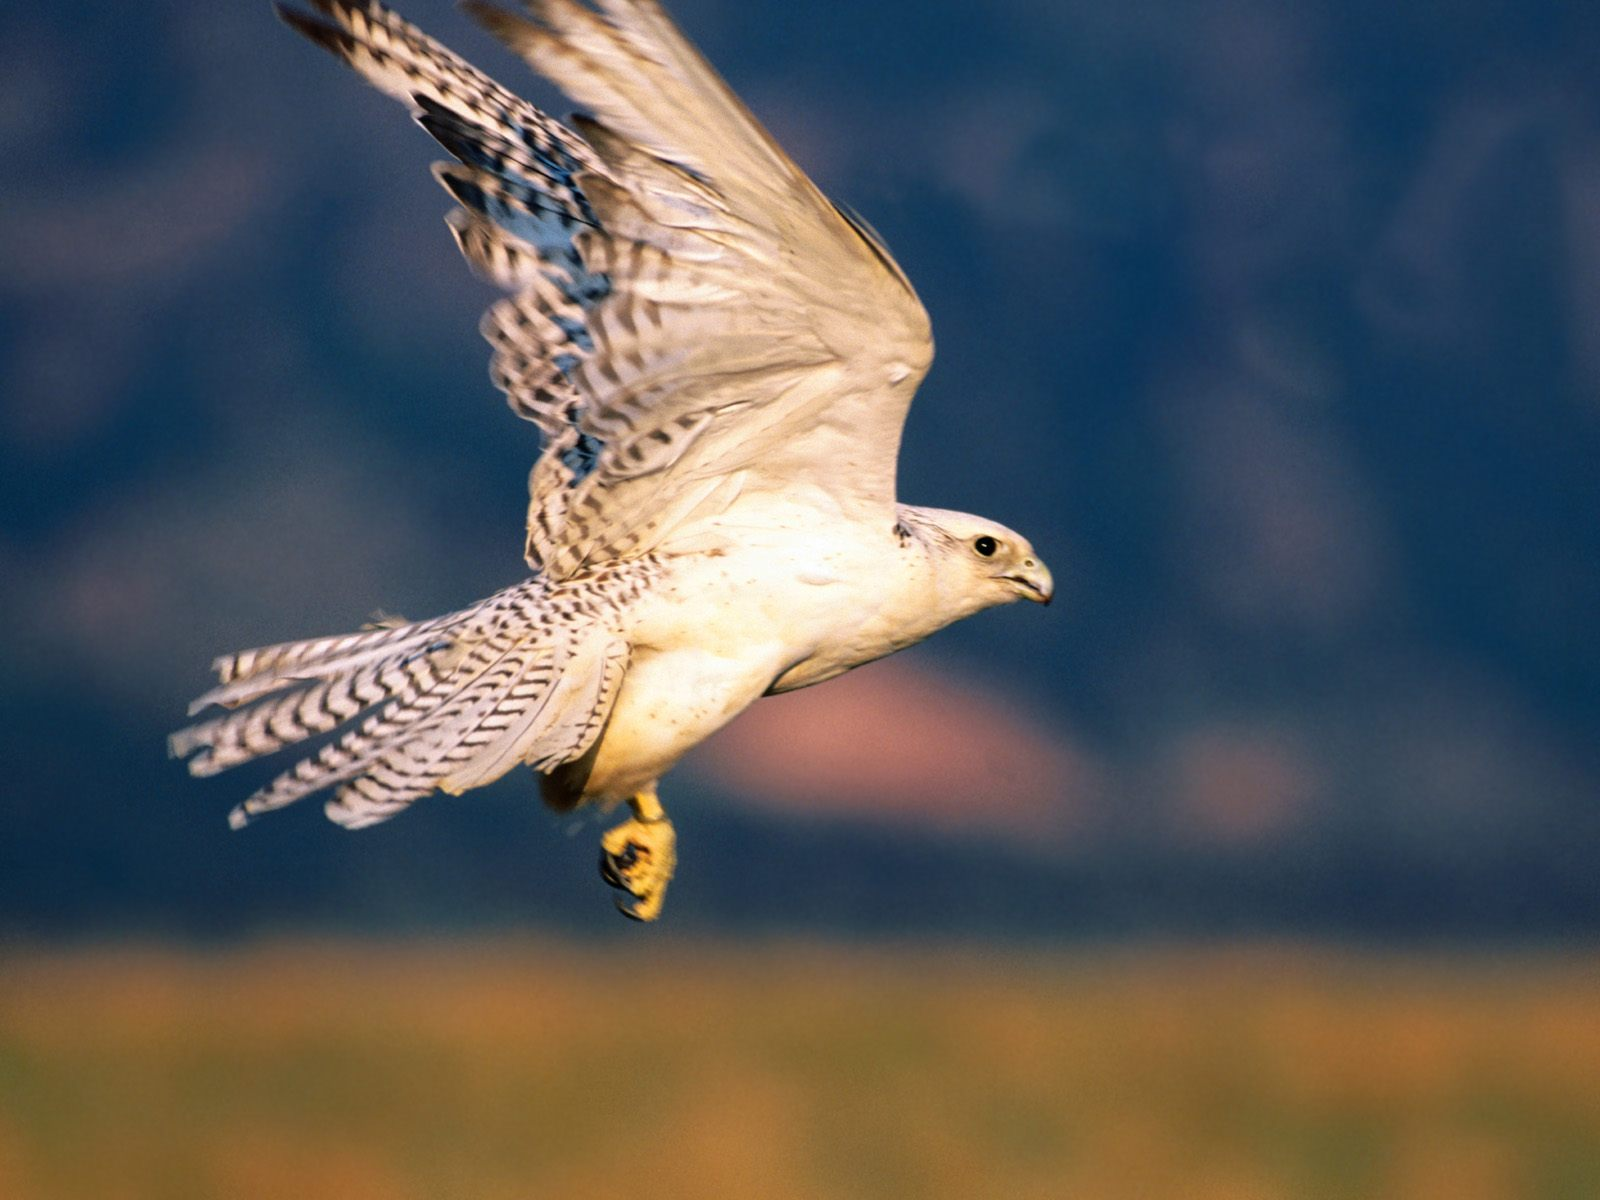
[3,0,1598,942]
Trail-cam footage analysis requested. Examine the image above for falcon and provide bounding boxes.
[171,0,1053,920]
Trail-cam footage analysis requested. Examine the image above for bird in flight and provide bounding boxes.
[171,0,1053,920]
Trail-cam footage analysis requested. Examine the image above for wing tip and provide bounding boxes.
[275,1,359,60]
[462,0,542,49]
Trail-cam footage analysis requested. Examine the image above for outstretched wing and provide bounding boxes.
[275,1,612,472]
[281,0,933,579]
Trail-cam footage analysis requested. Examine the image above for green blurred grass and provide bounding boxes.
[1,941,1597,1199]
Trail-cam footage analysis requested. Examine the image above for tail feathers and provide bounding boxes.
[172,652,445,778]
[531,636,629,769]
[227,633,518,829]
[323,636,567,823]
[195,611,460,712]
[173,580,627,831]
[437,635,627,793]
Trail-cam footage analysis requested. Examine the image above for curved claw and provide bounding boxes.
[598,810,676,922]
[613,893,651,922]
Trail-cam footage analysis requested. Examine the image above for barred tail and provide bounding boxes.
[170,579,628,830]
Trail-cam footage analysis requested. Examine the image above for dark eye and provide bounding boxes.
[973,535,998,557]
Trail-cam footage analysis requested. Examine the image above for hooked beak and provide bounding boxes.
[1005,559,1054,606]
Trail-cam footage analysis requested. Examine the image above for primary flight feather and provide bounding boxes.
[172,0,1053,920]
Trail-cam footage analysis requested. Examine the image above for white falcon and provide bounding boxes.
[172,0,1054,920]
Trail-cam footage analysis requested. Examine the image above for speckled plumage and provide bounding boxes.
[173,0,1052,917]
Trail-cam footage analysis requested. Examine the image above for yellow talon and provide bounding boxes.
[598,789,677,922]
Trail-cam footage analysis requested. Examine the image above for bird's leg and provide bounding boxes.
[599,788,677,922]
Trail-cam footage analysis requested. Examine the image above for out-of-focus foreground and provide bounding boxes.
[1,942,1596,1200]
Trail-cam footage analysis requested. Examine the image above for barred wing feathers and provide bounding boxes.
[476,0,934,576]
[277,0,614,564]
[281,0,933,580]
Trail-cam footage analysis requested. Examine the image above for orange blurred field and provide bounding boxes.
[1,941,1597,1200]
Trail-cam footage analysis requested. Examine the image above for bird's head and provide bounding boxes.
[899,506,1054,609]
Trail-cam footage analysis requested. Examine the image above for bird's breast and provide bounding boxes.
[573,535,930,801]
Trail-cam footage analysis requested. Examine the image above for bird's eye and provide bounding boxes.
[973,536,999,557]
